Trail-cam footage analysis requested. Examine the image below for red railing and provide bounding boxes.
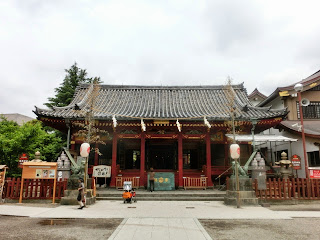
[183,177,207,190]
[253,178,320,200]
[116,177,140,189]
[2,177,67,200]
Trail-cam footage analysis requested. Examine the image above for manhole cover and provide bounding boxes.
[186,207,195,209]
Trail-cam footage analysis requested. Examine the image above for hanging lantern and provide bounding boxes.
[230,144,240,159]
[80,142,90,157]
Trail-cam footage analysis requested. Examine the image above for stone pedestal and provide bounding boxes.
[224,177,258,206]
[60,189,96,205]
[61,177,95,205]
[67,177,92,190]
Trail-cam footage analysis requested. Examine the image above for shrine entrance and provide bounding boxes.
[146,140,177,170]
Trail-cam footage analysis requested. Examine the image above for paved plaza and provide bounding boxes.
[1,201,320,239]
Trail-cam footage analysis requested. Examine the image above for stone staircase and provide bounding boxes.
[96,189,226,201]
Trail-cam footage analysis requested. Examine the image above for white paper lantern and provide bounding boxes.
[80,142,90,157]
[230,144,240,159]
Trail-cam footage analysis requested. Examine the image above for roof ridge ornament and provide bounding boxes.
[204,116,211,129]
[112,115,117,128]
[176,119,181,132]
[141,119,146,132]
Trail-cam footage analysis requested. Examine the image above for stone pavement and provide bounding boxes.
[1,201,320,240]
[109,218,212,240]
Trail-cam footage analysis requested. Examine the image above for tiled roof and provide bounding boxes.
[248,88,267,99]
[0,113,34,125]
[280,120,320,138]
[258,69,320,107]
[34,84,288,121]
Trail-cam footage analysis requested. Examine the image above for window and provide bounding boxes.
[308,151,320,167]
[297,101,320,119]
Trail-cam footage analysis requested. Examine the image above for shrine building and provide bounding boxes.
[34,84,288,188]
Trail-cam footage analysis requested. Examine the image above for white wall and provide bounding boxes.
[259,128,319,178]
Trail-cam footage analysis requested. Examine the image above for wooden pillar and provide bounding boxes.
[94,143,99,166]
[110,133,118,187]
[140,132,146,187]
[178,132,183,188]
[206,132,213,187]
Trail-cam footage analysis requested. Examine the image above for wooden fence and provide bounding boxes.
[183,177,207,190]
[2,177,67,200]
[253,178,320,200]
[116,177,140,189]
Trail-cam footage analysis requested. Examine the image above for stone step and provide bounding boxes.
[96,196,225,201]
[97,193,225,198]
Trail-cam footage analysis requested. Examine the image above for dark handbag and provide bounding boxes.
[77,192,81,201]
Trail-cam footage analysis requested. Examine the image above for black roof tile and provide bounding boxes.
[34,84,288,121]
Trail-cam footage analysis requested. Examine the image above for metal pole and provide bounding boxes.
[232,111,240,208]
[251,122,256,152]
[298,91,310,179]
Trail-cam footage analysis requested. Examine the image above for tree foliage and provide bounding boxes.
[0,117,63,177]
[45,62,101,108]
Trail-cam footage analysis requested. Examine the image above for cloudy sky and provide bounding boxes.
[1,0,319,118]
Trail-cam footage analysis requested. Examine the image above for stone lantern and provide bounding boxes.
[250,152,267,190]
[275,152,292,179]
[57,151,71,180]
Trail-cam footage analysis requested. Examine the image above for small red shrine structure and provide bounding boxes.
[34,84,288,188]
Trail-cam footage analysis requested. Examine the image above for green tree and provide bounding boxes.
[0,117,63,177]
[45,62,101,108]
[44,63,101,146]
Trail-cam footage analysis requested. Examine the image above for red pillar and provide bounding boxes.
[298,91,310,179]
[94,143,99,166]
[140,132,146,187]
[178,132,183,188]
[206,132,213,187]
[110,132,118,187]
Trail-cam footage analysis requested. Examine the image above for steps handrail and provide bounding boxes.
[214,166,232,180]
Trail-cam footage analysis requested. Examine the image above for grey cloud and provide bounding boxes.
[205,1,263,53]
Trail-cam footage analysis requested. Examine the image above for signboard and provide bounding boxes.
[291,155,301,170]
[147,172,175,191]
[18,153,29,168]
[0,165,8,201]
[19,162,58,203]
[93,165,111,178]
[211,132,224,142]
[310,169,320,179]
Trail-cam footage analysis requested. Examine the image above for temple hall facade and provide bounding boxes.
[34,84,288,188]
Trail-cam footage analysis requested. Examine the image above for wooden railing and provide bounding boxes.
[116,177,140,189]
[183,177,207,190]
[2,177,67,200]
[253,178,320,200]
